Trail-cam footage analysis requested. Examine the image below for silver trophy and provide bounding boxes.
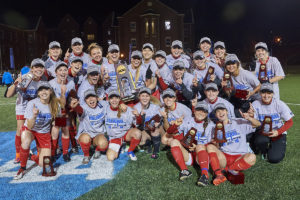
[17,73,33,91]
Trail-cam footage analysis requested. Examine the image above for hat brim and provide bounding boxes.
[162,94,175,99]
[171,45,182,49]
[38,86,51,91]
[195,107,208,112]
[205,87,218,91]
[200,40,211,44]
[260,89,273,93]
[255,46,268,51]
[85,93,97,99]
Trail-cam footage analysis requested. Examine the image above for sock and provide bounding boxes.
[20,147,30,168]
[96,146,107,152]
[209,152,222,176]
[198,150,209,177]
[51,139,58,156]
[171,146,187,171]
[128,138,141,152]
[31,154,39,165]
[15,135,21,155]
[69,127,77,148]
[151,135,161,154]
[80,141,91,157]
[228,158,252,171]
[61,137,70,155]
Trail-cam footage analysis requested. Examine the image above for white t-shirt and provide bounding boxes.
[49,78,75,98]
[134,102,161,126]
[77,78,105,105]
[161,102,192,123]
[128,64,147,90]
[69,52,91,71]
[193,62,224,83]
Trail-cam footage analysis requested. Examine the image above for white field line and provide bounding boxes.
[0,102,15,106]
[286,103,300,106]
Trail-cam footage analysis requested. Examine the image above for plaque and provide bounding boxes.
[114,63,137,102]
[203,66,215,84]
[235,89,249,99]
[214,122,227,143]
[223,72,234,91]
[260,116,272,136]
[145,114,161,132]
[42,156,56,177]
[258,64,268,83]
[180,127,197,150]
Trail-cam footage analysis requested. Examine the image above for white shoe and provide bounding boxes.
[128,152,137,161]
[82,156,90,164]
[93,151,101,159]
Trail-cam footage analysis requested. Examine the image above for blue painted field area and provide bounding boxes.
[0,132,128,200]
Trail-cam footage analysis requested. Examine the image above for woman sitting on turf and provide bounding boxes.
[206,103,261,186]
[166,101,215,186]
[105,90,142,161]
[250,83,294,163]
[69,89,108,164]
[14,82,60,180]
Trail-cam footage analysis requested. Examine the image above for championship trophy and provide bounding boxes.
[180,127,197,150]
[235,89,249,99]
[114,63,137,102]
[16,73,33,92]
[42,156,56,177]
[260,116,272,136]
[214,121,227,143]
[258,64,268,83]
[222,72,234,91]
[145,114,161,133]
[203,66,215,84]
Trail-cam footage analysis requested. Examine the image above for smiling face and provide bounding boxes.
[90,48,103,62]
[70,61,82,74]
[171,47,182,57]
[108,51,120,63]
[155,56,165,66]
[163,96,176,108]
[215,108,228,122]
[214,47,226,58]
[194,109,208,121]
[255,48,268,60]
[131,57,142,68]
[31,65,45,78]
[72,43,83,55]
[172,68,184,79]
[205,89,219,102]
[193,57,206,69]
[109,96,120,108]
[139,92,151,106]
[87,72,100,85]
[142,48,154,60]
[49,47,61,58]
[56,66,68,82]
[226,63,239,74]
[37,88,51,101]
[200,42,211,53]
[261,91,273,104]
[85,95,98,108]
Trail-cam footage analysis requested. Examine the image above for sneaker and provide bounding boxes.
[56,148,62,155]
[179,169,192,181]
[71,147,79,154]
[150,153,159,159]
[14,157,20,164]
[14,168,25,180]
[261,153,267,160]
[93,151,101,159]
[197,174,209,187]
[128,151,137,161]
[82,156,90,164]
[213,174,227,186]
[63,154,71,162]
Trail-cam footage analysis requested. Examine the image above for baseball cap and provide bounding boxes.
[142,43,154,51]
[173,60,185,70]
[200,37,211,44]
[84,89,97,99]
[87,65,99,75]
[49,41,61,49]
[214,41,225,49]
[171,40,183,49]
[55,61,68,71]
[108,44,120,53]
[71,37,83,46]
[255,42,268,51]
[225,54,240,64]
[69,56,83,64]
[139,87,151,95]
[31,58,45,68]
[193,50,205,60]
[37,81,51,91]
[162,88,176,99]
[260,83,273,93]
[108,89,120,98]
[155,50,167,59]
[205,82,218,91]
[214,103,227,111]
[195,101,208,112]
[131,50,142,59]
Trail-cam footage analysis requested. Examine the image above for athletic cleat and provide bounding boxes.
[150,153,159,159]
[71,147,79,154]
[128,151,137,161]
[93,151,101,159]
[179,169,192,181]
[82,156,90,164]
[63,154,71,162]
[14,157,20,164]
[197,174,209,187]
[14,168,25,180]
[213,174,227,186]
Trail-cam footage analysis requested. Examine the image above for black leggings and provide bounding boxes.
[253,134,286,164]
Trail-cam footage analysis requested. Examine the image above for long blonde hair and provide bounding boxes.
[49,91,62,119]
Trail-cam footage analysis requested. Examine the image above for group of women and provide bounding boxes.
[7,37,294,187]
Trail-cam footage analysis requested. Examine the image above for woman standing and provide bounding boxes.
[45,41,62,78]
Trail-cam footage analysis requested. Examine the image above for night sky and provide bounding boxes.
[1,0,300,53]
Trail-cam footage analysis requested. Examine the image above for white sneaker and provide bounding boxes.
[82,156,90,164]
[128,152,137,161]
[93,151,101,159]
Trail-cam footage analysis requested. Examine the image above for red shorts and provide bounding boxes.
[224,153,243,167]
[16,115,25,120]
[23,126,51,149]
[109,130,130,146]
